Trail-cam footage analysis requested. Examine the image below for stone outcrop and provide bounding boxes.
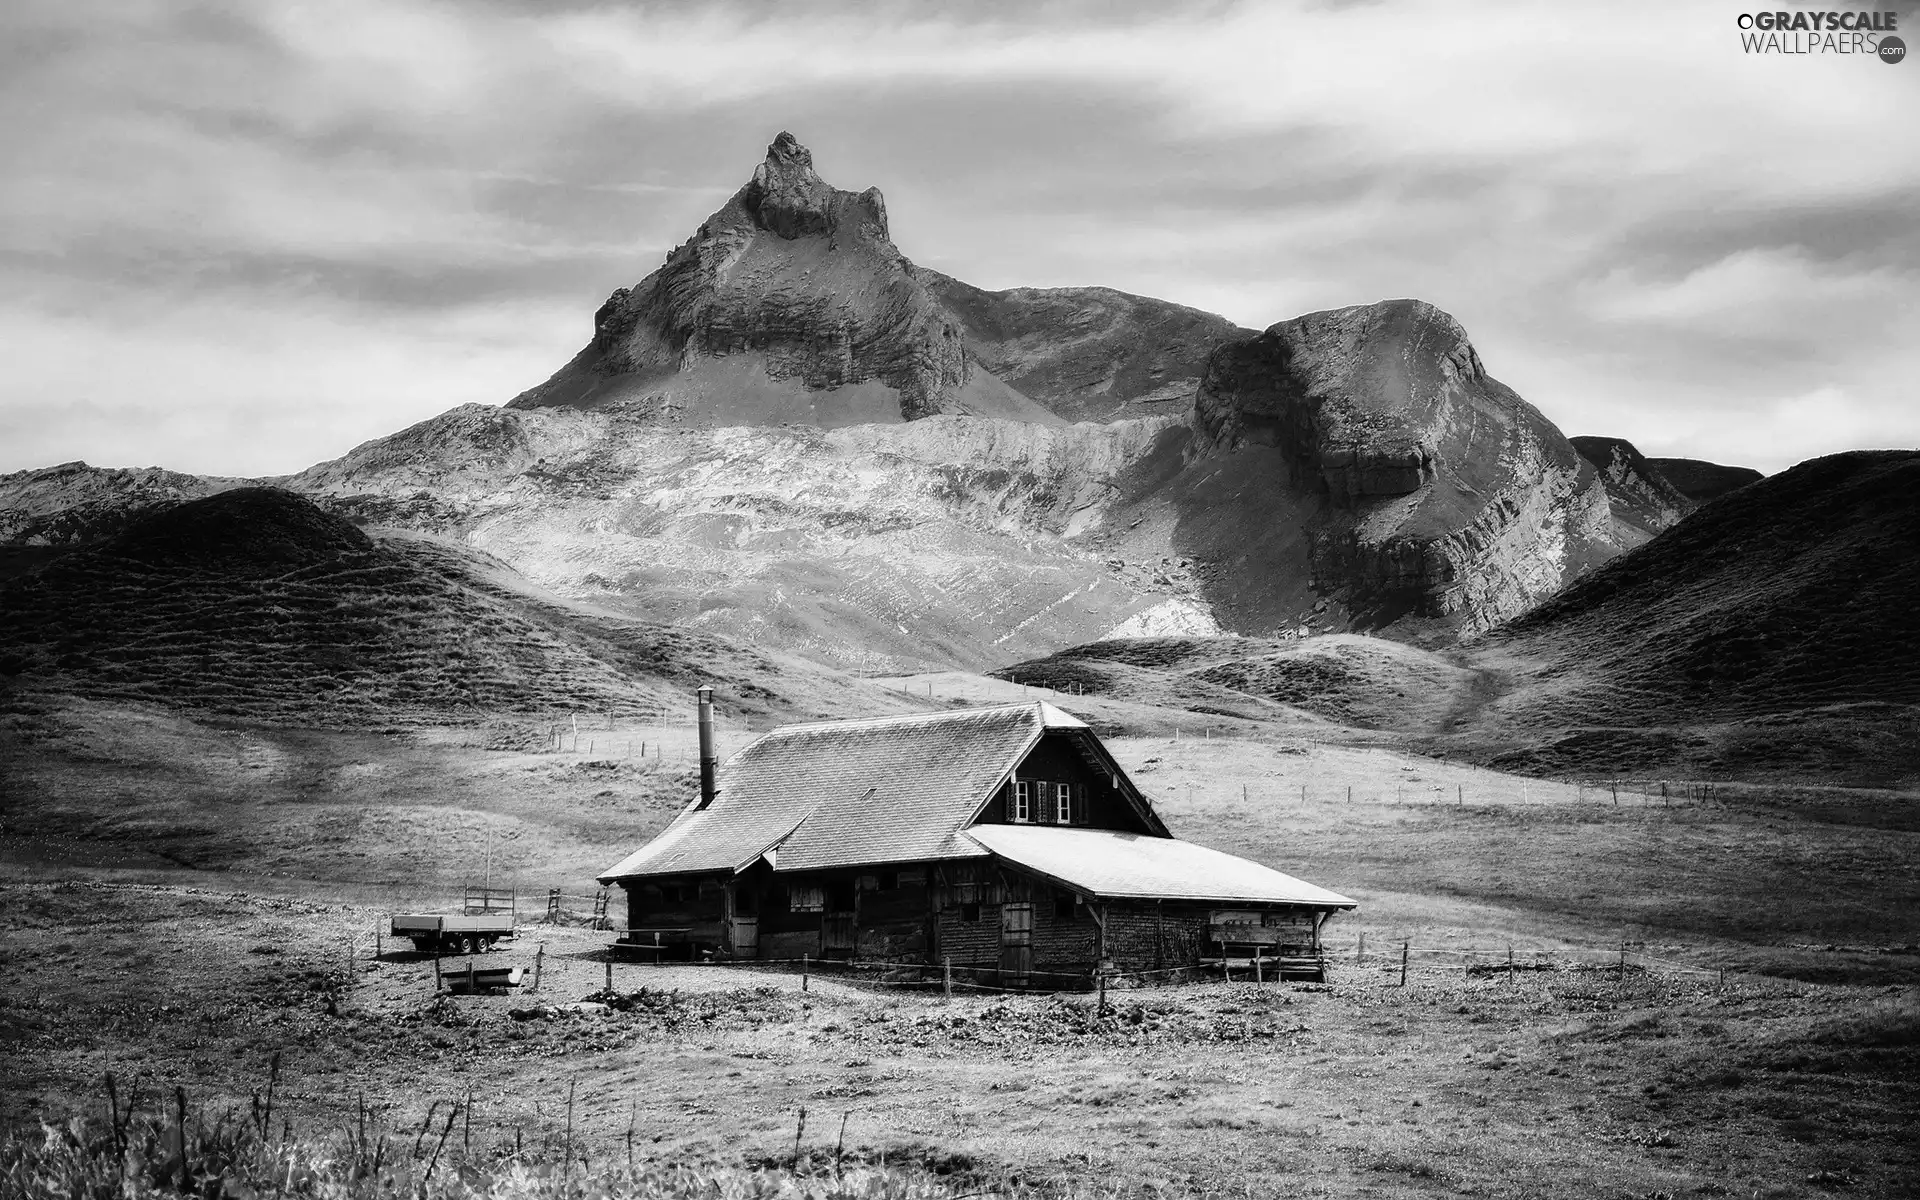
[509,133,975,422]
[1570,435,1695,546]
[1191,300,1614,631]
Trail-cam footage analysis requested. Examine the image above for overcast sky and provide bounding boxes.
[2,0,1916,478]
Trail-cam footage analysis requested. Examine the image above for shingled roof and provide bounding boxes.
[597,702,1097,881]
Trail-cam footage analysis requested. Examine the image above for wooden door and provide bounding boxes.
[1000,902,1033,985]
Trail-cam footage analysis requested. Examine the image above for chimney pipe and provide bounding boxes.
[696,686,718,808]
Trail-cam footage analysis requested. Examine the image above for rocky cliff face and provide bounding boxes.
[1570,436,1695,546]
[509,133,993,423]
[1190,300,1615,632]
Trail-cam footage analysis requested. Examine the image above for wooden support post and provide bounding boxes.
[604,956,612,995]
[943,956,952,1002]
[1400,940,1409,987]
[1097,966,1107,1012]
[1254,949,1262,986]
[802,954,809,992]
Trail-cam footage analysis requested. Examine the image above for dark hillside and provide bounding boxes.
[1648,456,1764,503]
[1477,450,1920,782]
[0,488,900,727]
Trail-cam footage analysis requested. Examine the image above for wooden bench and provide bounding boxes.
[610,928,694,961]
[442,964,525,994]
[1208,924,1325,982]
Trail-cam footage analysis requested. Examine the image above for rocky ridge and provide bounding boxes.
[1192,300,1617,632]
[1570,436,1695,547]
[509,133,990,423]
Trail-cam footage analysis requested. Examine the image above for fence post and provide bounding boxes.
[533,943,544,992]
[604,956,612,995]
[943,957,952,1002]
[1400,941,1409,987]
[802,954,809,992]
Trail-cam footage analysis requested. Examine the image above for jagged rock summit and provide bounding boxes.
[509,132,1043,425]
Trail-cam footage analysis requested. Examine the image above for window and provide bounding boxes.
[1055,782,1074,826]
[1012,780,1032,823]
[787,884,825,913]
[1053,889,1077,920]
[960,902,981,923]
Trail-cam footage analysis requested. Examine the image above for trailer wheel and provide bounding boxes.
[463,935,480,955]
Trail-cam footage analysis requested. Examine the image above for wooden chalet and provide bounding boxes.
[597,694,1355,985]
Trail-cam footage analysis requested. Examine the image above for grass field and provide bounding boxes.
[3,680,1917,1198]
[3,884,1914,1199]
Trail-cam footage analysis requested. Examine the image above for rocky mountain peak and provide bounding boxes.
[740,131,888,242]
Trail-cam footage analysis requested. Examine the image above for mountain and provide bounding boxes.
[1470,450,1920,783]
[1,133,1679,671]
[1570,436,1695,547]
[0,487,910,726]
[1648,457,1765,503]
[1188,300,1619,632]
[923,273,1253,422]
[506,131,1051,426]
[0,461,251,581]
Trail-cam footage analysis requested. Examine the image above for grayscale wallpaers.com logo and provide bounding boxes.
[1736,9,1905,59]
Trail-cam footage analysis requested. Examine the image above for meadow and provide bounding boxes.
[2,681,1916,1198]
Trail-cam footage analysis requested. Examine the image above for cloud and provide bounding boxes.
[0,0,1916,477]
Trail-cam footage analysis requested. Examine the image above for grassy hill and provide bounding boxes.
[1469,450,1920,783]
[0,487,912,729]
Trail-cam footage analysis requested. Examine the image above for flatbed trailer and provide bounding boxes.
[390,886,517,953]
